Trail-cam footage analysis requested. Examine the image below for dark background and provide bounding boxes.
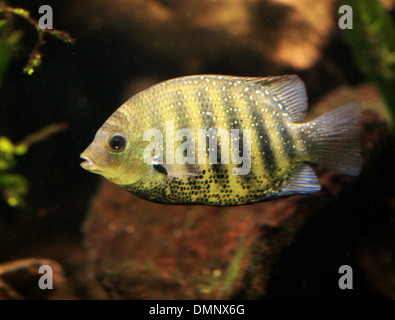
[0,0,393,299]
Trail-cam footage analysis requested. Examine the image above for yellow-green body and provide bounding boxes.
[81,75,362,206]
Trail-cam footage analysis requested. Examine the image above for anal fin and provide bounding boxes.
[279,164,321,197]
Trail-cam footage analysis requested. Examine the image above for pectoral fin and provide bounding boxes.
[153,163,201,179]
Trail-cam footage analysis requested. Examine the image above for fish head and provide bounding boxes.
[80,113,148,185]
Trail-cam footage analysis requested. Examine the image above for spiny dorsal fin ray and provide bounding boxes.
[197,74,307,122]
[247,75,308,123]
[279,163,321,197]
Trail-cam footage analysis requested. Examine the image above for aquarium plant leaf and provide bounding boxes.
[0,5,72,208]
[0,173,28,207]
[0,136,16,171]
[0,122,68,208]
[0,25,22,85]
[14,122,69,155]
[339,0,395,129]
[0,6,74,78]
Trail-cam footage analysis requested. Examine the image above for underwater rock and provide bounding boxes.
[68,0,335,71]
[0,258,64,299]
[84,179,330,299]
[82,85,390,299]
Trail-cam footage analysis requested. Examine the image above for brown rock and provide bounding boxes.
[0,258,64,300]
[69,0,335,71]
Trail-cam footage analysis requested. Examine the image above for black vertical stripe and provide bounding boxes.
[222,86,254,190]
[212,139,225,174]
[251,109,277,177]
[278,120,296,160]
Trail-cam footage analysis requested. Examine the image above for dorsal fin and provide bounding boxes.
[247,75,308,123]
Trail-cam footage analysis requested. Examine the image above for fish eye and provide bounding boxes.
[108,134,127,152]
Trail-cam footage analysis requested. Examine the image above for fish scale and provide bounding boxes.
[80,74,362,206]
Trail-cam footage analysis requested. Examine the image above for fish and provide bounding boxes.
[80,74,362,206]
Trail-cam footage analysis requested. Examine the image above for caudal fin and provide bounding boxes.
[307,101,362,176]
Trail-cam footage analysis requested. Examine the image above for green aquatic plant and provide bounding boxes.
[339,0,395,129]
[0,4,72,207]
[0,10,21,85]
[0,5,74,84]
[0,123,68,207]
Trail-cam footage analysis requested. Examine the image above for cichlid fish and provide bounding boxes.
[80,75,362,206]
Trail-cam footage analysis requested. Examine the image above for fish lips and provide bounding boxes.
[80,152,101,173]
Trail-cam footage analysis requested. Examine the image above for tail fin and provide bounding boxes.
[307,101,362,176]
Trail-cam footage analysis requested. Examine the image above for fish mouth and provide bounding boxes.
[80,153,100,173]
